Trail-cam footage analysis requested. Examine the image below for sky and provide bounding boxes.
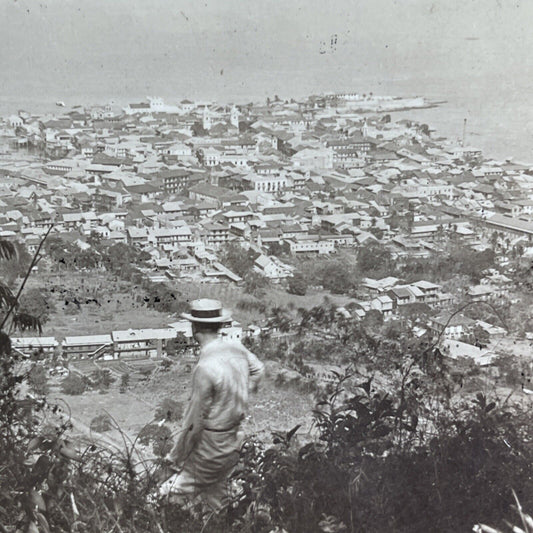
[1,0,533,103]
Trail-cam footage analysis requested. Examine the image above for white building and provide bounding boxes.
[254,254,292,279]
[112,328,179,359]
[243,173,287,193]
[286,235,335,255]
[150,226,192,247]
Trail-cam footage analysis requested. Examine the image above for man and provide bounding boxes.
[159,298,264,512]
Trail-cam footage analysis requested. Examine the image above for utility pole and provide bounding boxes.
[462,118,467,147]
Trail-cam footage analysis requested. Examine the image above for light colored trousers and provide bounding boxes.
[159,428,243,511]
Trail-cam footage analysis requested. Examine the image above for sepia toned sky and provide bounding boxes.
[1,0,532,101]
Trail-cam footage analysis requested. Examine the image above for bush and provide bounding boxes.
[90,369,115,390]
[61,373,87,395]
[234,380,533,533]
[154,398,183,423]
[120,372,130,393]
[288,273,307,296]
[28,364,48,395]
[90,414,113,433]
[137,423,173,457]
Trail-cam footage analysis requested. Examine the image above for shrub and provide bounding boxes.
[232,376,533,533]
[154,398,183,423]
[90,369,115,390]
[28,364,48,395]
[288,273,307,296]
[90,414,113,433]
[137,423,173,457]
[119,372,130,393]
[61,373,87,395]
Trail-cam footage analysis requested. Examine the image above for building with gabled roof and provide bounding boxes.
[112,328,179,359]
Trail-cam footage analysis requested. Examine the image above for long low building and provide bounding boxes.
[10,320,238,361]
[485,214,533,237]
[285,235,336,255]
[62,334,113,359]
[11,337,59,357]
[111,328,179,359]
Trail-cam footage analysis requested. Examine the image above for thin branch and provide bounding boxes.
[0,224,54,332]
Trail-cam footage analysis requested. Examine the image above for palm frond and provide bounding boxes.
[0,283,16,310]
[0,239,17,261]
[12,313,42,334]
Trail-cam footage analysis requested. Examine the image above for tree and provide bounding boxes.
[86,231,103,248]
[19,288,56,324]
[219,243,258,277]
[0,242,31,285]
[473,325,490,348]
[244,271,269,296]
[45,235,78,270]
[490,232,499,250]
[362,309,384,332]
[119,372,130,393]
[143,282,187,314]
[320,260,359,295]
[28,364,48,395]
[268,241,288,258]
[166,332,190,357]
[420,123,430,136]
[75,249,100,269]
[90,369,115,391]
[102,243,139,273]
[357,242,392,276]
[267,306,293,333]
[288,273,308,296]
[399,302,432,322]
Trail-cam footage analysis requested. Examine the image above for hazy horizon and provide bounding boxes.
[1,0,532,101]
[2,0,533,161]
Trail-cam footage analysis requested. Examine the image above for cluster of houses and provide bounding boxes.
[356,276,451,317]
[1,92,532,364]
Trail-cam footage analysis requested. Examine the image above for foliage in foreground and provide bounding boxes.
[3,344,533,532]
[233,375,533,533]
[1,236,533,532]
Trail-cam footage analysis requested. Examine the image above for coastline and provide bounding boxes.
[1,91,532,165]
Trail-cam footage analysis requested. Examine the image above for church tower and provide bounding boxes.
[361,119,368,138]
[203,106,212,130]
[230,105,239,129]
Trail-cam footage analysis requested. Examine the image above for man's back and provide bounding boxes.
[195,339,255,430]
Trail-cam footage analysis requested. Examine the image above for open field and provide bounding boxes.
[172,280,356,327]
[24,267,357,339]
[48,359,317,457]
[30,266,344,454]
[25,270,176,338]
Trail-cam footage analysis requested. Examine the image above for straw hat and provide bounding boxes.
[181,298,232,323]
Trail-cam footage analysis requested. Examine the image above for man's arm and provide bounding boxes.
[169,364,213,465]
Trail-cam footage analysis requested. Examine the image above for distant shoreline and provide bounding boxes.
[1,93,531,164]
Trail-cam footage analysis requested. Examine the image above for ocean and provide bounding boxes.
[1,70,532,165]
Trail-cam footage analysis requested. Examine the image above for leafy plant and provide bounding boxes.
[154,398,183,423]
[90,414,113,433]
[61,373,88,395]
